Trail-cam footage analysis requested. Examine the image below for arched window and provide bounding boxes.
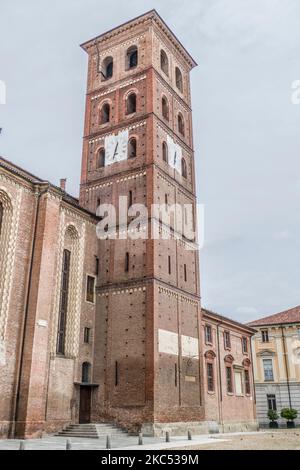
[162,96,169,121]
[162,141,168,162]
[160,50,169,76]
[126,93,137,115]
[0,192,14,346]
[97,148,105,168]
[126,46,138,69]
[57,249,71,355]
[99,103,110,124]
[82,362,91,383]
[175,67,183,92]
[178,113,185,136]
[102,56,113,80]
[128,138,137,158]
[181,158,187,178]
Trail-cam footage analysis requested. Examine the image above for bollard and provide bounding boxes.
[188,430,192,441]
[66,438,72,450]
[138,433,143,445]
[106,435,111,449]
[19,441,25,450]
[165,431,170,443]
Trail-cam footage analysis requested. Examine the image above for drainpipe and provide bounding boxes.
[280,325,292,409]
[216,322,223,430]
[249,334,257,424]
[11,183,50,437]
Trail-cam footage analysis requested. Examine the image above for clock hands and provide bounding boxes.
[113,142,119,160]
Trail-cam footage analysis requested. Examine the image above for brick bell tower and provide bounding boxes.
[79,10,204,434]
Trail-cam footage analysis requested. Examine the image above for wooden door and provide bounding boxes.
[79,387,91,423]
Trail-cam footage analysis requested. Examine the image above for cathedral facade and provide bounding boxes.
[0,10,257,439]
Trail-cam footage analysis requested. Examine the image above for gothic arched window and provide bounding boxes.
[162,141,168,163]
[160,50,169,76]
[56,249,71,355]
[178,113,185,136]
[97,148,105,168]
[181,158,187,178]
[175,67,183,92]
[126,46,138,69]
[162,96,169,121]
[82,362,91,383]
[126,93,137,115]
[0,192,14,346]
[99,103,110,124]
[102,56,113,80]
[128,138,137,158]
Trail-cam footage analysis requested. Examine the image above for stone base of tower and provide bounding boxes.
[141,419,258,437]
[94,404,206,435]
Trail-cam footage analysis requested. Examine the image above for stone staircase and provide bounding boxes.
[56,423,128,439]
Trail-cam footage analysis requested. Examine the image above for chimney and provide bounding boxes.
[60,178,67,192]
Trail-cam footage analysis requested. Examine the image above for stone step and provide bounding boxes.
[55,422,128,439]
[65,427,126,434]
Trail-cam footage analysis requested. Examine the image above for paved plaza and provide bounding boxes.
[1,431,294,451]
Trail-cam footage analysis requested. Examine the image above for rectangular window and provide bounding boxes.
[95,256,99,275]
[263,358,274,381]
[242,336,248,354]
[115,361,119,386]
[224,331,231,349]
[86,275,95,303]
[267,394,277,411]
[168,255,171,275]
[56,249,71,355]
[298,328,300,340]
[165,193,168,205]
[261,330,269,343]
[175,363,178,387]
[226,366,233,393]
[234,371,243,395]
[125,252,129,272]
[207,362,214,392]
[84,327,91,344]
[184,264,187,282]
[244,369,251,394]
[205,325,212,344]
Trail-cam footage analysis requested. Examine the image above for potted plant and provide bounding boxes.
[267,409,279,429]
[280,408,298,428]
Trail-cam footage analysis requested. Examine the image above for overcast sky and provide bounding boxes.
[1,0,300,323]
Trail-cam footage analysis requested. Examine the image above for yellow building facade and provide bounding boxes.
[249,306,300,426]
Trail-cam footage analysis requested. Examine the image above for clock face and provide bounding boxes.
[105,129,129,166]
[167,135,182,174]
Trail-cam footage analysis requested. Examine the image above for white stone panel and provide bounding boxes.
[181,335,199,358]
[158,329,179,356]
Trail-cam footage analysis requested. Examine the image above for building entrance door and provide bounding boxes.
[79,386,91,423]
